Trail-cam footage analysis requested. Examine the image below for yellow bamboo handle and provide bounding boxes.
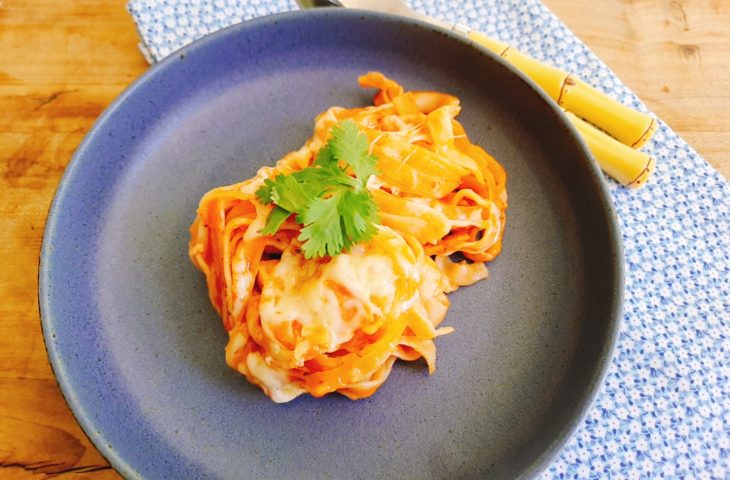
[468,31,657,149]
[565,111,655,188]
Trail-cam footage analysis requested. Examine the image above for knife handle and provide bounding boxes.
[565,111,655,188]
[467,31,657,149]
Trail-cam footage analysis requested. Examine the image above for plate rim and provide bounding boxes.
[39,8,624,479]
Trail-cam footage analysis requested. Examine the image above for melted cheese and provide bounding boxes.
[257,228,419,367]
[230,247,253,320]
[243,352,306,403]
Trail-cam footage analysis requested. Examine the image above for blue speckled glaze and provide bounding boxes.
[39,10,621,479]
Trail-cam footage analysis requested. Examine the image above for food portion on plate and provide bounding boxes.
[188,72,507,402]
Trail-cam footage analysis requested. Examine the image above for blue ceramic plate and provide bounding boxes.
[40,9,622,479]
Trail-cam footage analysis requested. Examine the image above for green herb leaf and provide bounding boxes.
[260,205,292,235]
[313,143,336,169]
[268,174,314,213]
[254,120,380,258]
[328,121,379,183]
[298,193,346,258]
[339,190,379,240]
[292,165,356,195]
[255,178,276,205]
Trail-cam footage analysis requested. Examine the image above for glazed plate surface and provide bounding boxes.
[40,10,622,479]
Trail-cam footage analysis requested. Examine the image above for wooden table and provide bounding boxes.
[1,1,727,478]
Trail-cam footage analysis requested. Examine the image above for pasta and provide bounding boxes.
[189,73,507,402]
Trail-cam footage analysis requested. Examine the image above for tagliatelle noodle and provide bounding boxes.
[189,73,507,402]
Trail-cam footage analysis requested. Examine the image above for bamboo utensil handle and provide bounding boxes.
[565,111,655,188]
[468,31,657,149]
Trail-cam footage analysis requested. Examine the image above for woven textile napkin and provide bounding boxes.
[127,1,729,477]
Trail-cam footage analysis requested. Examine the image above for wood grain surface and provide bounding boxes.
[0,1,727,478]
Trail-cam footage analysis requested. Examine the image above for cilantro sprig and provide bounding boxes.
[255,121,380,258]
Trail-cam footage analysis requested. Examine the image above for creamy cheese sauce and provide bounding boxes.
[257,229,417,366]
[244,351,306,403]
[230,247,253,320]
